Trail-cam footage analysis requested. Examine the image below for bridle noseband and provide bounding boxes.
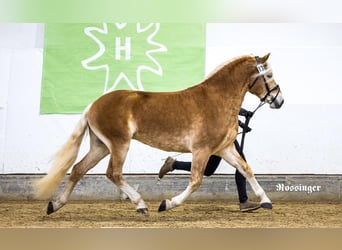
[250,56,280,104]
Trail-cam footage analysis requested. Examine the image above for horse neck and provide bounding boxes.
[203,58,254,105]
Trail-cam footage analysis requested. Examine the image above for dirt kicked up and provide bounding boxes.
[0,200,341,228]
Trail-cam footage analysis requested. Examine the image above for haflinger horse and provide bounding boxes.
[34,53,284,216]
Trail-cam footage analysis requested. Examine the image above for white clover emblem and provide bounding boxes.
[82,23,168,93]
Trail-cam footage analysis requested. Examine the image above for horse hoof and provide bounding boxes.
[136,208,149,216]
[261,202,273,210]
[158,200,167,212]
[47,201,54,215]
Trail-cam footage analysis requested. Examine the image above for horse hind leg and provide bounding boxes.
[106,143,148,216]
[47,132,109,215]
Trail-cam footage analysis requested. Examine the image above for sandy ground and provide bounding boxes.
[0,200,341,228]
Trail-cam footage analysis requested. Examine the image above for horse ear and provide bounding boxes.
[260,53,271,63]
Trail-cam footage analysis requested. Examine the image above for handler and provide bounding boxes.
[158,108,260,212]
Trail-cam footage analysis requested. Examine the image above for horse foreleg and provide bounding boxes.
[220,145,272,209]
[47,136,109,215]
[158,151,209,212]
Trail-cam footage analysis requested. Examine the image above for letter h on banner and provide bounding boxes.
[115,37,131,60]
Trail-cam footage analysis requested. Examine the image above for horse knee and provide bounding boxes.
[240,163,254,178]
[190,169,205,191]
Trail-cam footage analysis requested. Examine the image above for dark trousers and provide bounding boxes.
[172,141,248,203]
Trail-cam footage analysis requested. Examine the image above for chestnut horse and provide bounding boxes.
[34,53,284,215]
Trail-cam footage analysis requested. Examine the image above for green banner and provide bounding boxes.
[40,23,206,114]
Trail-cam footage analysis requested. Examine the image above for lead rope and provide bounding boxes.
[239,76,281,152]
[238,113,251,154]
[252,100,266,115]
[238,98,266,154]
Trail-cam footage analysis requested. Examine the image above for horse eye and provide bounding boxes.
[266,74,273,78]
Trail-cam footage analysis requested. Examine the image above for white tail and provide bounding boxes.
[33,106,90,199]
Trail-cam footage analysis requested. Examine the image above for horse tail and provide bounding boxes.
[34,105,91,199]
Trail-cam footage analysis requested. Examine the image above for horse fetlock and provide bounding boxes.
[259,193,271,204]
[136,197,147,209]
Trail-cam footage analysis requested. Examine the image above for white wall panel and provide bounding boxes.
[1,23,342,174]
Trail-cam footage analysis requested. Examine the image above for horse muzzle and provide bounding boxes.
[270,93,284,109]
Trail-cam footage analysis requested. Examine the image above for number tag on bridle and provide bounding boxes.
[256,64,266,74]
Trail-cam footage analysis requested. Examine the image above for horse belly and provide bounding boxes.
[133,131,191,153]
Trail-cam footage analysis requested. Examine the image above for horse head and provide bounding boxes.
[248,53,284,109]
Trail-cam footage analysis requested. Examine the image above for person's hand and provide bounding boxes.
[239,108,253,118]
[238,121,252,132]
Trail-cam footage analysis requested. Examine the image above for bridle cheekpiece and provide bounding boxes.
[251,56,280,104]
